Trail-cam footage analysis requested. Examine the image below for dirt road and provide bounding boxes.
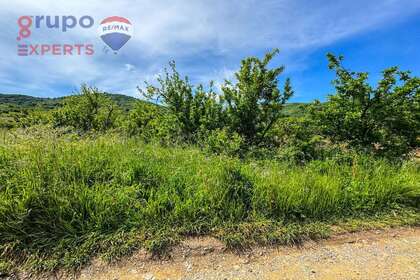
[74,228,420,280]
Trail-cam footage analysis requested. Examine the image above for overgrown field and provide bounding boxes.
[0,50,419,273]
[0,129,419,272]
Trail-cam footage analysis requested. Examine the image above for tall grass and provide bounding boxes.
[0,130,419,271]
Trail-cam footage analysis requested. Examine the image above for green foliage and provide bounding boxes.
[215,221,331,249]
[0,94,62,109]
[270,117,336,163]
[0,131,419,271]
[126,101,183,145]
[51,85,121,132]
[0,93,137,130]
[139,61,224,141]
[314,54,420,158]
[222,49,293,145]
[138,50,293,147]
[200,128,244,156]
[0,92,136,112]
[0,51,419,273]
[281,103,310,117]
[0,103,52,129]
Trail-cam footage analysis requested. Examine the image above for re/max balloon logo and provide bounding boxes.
[99,16,133,52]
[16,15,132,56]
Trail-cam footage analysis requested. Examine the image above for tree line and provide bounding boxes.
[50,50,420,160]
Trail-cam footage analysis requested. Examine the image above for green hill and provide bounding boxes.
[282,103,311,117]
[0,93,139,111]
[1,93,310,115]
[0,93,141,129]
[0,93,311,129]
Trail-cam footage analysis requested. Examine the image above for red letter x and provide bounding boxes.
[29,45,39,55]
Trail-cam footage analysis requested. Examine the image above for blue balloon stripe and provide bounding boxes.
[100,33,131,51]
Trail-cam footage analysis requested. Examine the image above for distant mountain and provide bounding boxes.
[0,93,147,129]
[0,93,139,112]
[0,94,63,109]
[282,103,311,117]
[0,93,311,117]
[103,93,139,112]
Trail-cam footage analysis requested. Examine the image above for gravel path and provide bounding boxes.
[8,228,415,280]
[74,227,420,280]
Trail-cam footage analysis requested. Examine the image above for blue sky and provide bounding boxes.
[0,0,419,102]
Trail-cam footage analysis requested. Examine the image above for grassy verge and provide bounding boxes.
[0,130,419,273]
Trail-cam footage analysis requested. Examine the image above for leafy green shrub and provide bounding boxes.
[200,128,243,156]
[138,50,294,146]
[126,101,183,145]
[270,117,342,163]
[0,107,50,129]
[222,49,293,145]
[52,85,121,132]
[139,62,224,141]
[313,54,420,158]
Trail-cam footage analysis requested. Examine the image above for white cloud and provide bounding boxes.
[124,63,135,72]
[0,0,418,97]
